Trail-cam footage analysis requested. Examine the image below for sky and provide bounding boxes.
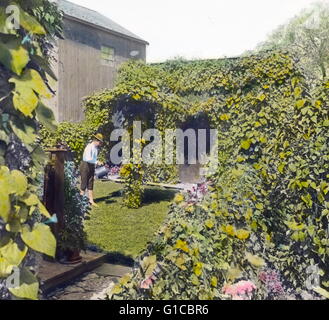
[66,0,328,62]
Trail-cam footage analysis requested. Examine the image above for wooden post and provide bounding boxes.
[43,149,67,259]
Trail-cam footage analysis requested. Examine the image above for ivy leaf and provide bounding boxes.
[193,262,203,277]
[9,267,39,300]
[220,114,230,121]
[245,252,265,267]
[0,165,12,191]
[313,287,329,299]
[11,170,28,196]
[36,102,57,132]
[132,94,141,100]
[9,116,37,145]
[175,240,189,253]
[6,218,23,232]
[31,55,57,81]
[0,192,10,222]
[255,203,264,210]
[211,276,218,287]
[0,240,27,266]
[301,193,313,208]
[295,99,306,109]
[285,221,305,231]
[0,39,29,75]
[241,139,251,150]
[11,86,39,117]
[21,224,56,257]
[237,156,245,163]
[175,256,187,270]
[140,255,157,278]
[245,208,253,220]
[37,200,51,218]
[0,126,10,144]
[22,193,39,206]
[9,69,52,117]
[236,229,250,240]
[232,168,244,177]
[257,93,266,102]
[323,120,329,127]
[283,141,290,149]
[19,7,46,35]
[109,284,123,297]
[227,267,242,281]
[294,87,302,98]
[23,194,49,218]
[0,257,13,277]
[278,163,285,173]
[222,225,235,236]
[191,274,200,286]
[291,231,306,241]
[205,220,215,229]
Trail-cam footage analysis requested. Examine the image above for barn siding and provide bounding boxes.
[54,17,147,122]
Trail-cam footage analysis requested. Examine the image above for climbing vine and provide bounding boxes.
[58,161,91,253]
[0,0,62,300]
[107,52,329,300]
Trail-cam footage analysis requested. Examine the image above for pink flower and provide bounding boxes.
[223,280,257,300]
[140,278,153,289]
[223,284,238,296]
[258,269,284,295]
[140,275,157,289]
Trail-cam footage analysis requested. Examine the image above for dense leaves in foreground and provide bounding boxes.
[0,0,62,300]
[107,52,329,300]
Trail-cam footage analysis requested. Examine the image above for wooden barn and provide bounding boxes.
[49,0,149,122]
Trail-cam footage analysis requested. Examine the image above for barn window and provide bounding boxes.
[101,46,115,66]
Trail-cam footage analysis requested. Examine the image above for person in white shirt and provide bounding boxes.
[80,133,104,206]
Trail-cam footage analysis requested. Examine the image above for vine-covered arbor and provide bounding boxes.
[86,52,329,300]
[41,47,329,299]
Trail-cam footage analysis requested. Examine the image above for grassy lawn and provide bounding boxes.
[85,180,176,258]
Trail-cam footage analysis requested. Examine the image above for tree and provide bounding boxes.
[256,2,329,81]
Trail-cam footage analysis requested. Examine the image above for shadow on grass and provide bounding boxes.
[95,187,176,206]
[143,188,177,205]
[87,244,135,267]
[106,252,135,267]
[95,191,122,204]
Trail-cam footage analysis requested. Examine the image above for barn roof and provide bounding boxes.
[57,0,149,44]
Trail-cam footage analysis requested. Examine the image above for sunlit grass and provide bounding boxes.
[85,180,176,258]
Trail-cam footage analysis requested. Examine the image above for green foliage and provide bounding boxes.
[40,91,113,165]
[0,0,62,300]
[58,162,91,251]
[120,163,144,209]
[255,2,329,81]
[108,51,329,300]
[119,139,146,209]
[40,122,92,164]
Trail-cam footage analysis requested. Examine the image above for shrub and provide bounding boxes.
[120,139,146,208]
[40,122,92,164]
[58,162,91,252]
[40,91,113,165]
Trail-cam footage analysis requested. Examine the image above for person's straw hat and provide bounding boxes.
[93,133,104,143]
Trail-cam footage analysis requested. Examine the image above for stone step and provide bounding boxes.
[39,251,108,294]
[93,263,132,277]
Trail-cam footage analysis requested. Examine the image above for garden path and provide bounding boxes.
[45,263,131,300]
